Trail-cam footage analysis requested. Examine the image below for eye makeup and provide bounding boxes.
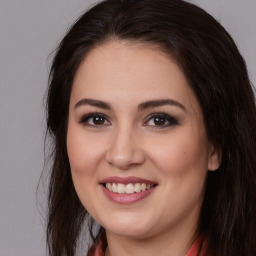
[143,112,179,128]
[79,112,111,127]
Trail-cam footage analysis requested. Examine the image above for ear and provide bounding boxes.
[207,143,221,171]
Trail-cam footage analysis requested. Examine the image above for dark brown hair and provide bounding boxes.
[45,0,256,255]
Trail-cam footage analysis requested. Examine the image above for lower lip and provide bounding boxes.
[101,185,156,204]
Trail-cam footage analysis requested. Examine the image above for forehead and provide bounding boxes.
[71,40,199,112]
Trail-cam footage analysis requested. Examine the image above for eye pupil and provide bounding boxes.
[154,117,165,125]
[93,116,104,125]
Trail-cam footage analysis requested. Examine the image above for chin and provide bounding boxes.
[101,214,155,238]
[106,225,151,239]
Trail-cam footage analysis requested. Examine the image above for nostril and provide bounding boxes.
[105,148,146,169]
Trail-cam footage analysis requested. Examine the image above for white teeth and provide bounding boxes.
[112,183,117,192]
[105,182,154,194]
[126,183,134,194]
[117,184,126,194]
[106,183,111,190]
[134,183,141,193]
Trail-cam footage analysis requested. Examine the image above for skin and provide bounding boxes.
[67,40,220,256]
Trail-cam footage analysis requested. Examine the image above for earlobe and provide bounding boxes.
[207,144,221,171]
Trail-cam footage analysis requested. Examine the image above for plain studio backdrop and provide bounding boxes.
[0,1,255,255]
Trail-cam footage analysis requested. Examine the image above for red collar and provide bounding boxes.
[91,236,206,256]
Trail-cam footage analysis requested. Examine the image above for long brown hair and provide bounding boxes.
[45,0,256,255]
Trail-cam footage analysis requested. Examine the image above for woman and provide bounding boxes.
[45,0,256,255]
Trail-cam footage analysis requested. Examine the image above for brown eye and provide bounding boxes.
[93,116,105,125]
[153,116,166,126]
[80,113,110,127]
[143,113,179,128]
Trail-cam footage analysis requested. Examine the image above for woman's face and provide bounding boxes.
[67,40,219,240]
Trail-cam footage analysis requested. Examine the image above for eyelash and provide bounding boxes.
[79,112,179,128]
[79,112,110,127]
[143,113,179,128]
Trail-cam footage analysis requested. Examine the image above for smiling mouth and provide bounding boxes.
[100,177,157,203]
[104,182,155,194]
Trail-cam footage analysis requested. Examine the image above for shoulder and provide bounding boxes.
[186,237,208,256]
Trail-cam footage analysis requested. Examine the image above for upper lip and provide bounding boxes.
[100,176,157,185]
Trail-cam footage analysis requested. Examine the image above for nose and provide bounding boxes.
[105,126,145,170]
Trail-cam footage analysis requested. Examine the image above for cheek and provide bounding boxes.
[67,124,105,177]
[148,131,208,220]
[66,124,105,216]
[147,129,209,176]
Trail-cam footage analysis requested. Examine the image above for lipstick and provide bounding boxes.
[100,176,157,204]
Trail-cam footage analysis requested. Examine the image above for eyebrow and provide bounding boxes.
[138,99,187,112]
[74,98,111,110]
[73,98,186,112]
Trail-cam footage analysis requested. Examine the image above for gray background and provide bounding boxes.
[0,1,255,255]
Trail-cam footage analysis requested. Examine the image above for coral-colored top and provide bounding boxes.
[91,237,206,256]
[186,237,206,256]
